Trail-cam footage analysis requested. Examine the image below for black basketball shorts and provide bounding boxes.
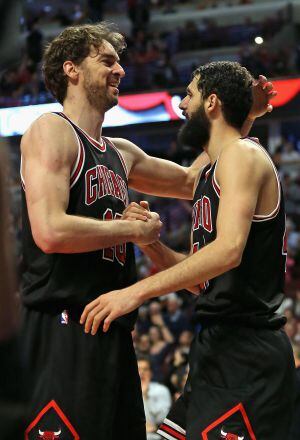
[158,324,296,440]
[21,307,146,440]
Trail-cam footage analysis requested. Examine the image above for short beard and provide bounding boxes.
[178,104,211,151]
[83,70,118,113]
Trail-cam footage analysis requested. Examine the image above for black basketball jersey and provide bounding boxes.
[191,138,287,328]
[21,112,137,328]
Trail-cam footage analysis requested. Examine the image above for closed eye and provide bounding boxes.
[102,60,114,67]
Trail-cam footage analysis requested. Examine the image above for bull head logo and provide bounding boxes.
[220,427,244,440]
[38,428,61,440]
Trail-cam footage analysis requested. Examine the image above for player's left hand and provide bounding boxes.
[249,75,277,119]
[80,288,141,334]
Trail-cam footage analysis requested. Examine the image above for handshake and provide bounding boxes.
[122,201,162,246]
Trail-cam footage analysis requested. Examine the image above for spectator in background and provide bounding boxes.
[128,0,151,35]
[294,290,300,319]
[165,330,192,396]
[280,137,300,166]
[283,175,300,216]
[153,52,179,88]
[136,333,152,357]
[137,304,152,334]
[138,356,172,440]
[87,0,105,22]
[163,293,191,340]
[149,322,174,382]
[26,19,43,65]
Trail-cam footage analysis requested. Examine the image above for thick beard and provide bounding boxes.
[178,104,211,151]
[83,70,118,112]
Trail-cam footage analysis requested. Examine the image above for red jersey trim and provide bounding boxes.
[212,160,220,198]
[158,423,186,440]
[58,112,106,152]
[25,399,80,439]
[201,402,256,440]
[70,135,85,188]
[102,136,129,179]
[244,137,281,222]
[161,418,186,435]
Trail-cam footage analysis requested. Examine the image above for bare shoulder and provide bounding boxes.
[21,113,78,161]
[217,138,267,183]
[220,138,266,164]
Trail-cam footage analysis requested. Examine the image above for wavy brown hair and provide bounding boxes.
[42,22,126,104]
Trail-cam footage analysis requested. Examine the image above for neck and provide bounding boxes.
[63,95,105,140]
[204,121,241,163]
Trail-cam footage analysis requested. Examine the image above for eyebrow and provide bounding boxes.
[99,53,120,63]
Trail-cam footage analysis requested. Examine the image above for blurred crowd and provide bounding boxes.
[0,0,297,107]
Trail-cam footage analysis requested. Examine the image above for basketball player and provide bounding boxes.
[81,61,296,439]
[21,21,275,438]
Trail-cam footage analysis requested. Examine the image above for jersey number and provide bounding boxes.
[102,209,126,266]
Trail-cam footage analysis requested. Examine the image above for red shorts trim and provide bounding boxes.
[201,402,256,439]
[25,399,80,439]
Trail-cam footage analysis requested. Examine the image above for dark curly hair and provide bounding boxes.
[42,22,126,104]
[193,61,254,129]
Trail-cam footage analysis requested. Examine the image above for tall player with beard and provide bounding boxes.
[21,21,275,439]
[81,61,296,440]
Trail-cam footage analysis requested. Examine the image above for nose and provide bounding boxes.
[114,62,125,78]
[179,95,188,111]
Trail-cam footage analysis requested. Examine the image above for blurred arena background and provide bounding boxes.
[0,0,300,438]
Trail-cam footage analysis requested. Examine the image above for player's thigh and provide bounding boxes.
[113,329,146,440]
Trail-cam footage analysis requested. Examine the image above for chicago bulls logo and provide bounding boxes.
[25,400,79,440]
[220,426,244,440]
[38,429,61,439]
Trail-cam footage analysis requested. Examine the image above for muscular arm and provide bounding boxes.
[0,147,18,340]
[139,241,199,294]
[140,241,186,271]
[81,140,266,333]
[113,137,209,200]
[22,115,160,254]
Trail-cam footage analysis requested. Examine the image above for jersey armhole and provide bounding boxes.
[50,112,86,189]
[244,138,281,222]
[212,159,220,198]
[193,163,210,197]
[103,137,129,179]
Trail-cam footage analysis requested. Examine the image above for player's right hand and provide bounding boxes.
[122,201,151,221]
[134,211,162,245]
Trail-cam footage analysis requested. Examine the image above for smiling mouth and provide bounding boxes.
[109,84,120,94]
